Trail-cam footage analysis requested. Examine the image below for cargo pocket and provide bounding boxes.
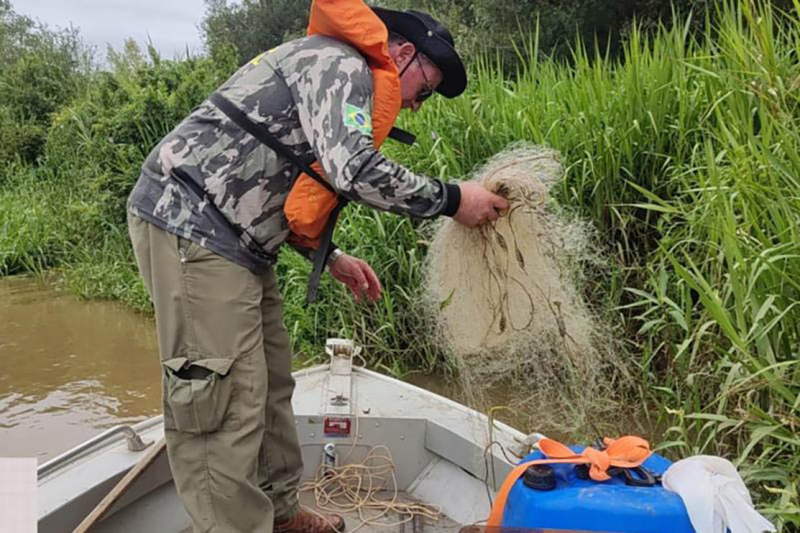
[162,356,235,434]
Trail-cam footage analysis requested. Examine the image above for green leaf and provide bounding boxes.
[438,288,456,311]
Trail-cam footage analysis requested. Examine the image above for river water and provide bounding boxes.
[0,276,160,463]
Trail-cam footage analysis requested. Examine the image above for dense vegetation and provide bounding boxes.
[201,0,796,67]
[1,0,798,526]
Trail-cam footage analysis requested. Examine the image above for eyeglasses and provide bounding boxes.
[415,55,434,103]
[400,52,435,104]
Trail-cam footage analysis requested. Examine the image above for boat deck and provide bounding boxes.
[177,490,462,533]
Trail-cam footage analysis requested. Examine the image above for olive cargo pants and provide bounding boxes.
[128,213,303,533]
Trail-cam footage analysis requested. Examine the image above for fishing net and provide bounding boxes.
[424,144,632,440]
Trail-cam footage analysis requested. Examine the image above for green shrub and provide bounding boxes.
[0,105,45,167]
[0,1,91,162]
[202,0,310,65]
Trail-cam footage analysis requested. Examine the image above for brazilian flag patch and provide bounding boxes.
[344,103,372,135]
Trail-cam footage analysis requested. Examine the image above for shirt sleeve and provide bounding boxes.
[280,43,460,219]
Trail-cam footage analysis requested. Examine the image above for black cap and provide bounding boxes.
[372,7,467,98]
[523,465,556,491]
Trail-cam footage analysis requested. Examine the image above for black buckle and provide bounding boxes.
[387,126,416,146]
[618,466,657,487]
[574,464,657,487]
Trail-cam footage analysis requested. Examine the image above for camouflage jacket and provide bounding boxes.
[127,35,460,274]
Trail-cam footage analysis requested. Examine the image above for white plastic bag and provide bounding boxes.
[662,455,776,533]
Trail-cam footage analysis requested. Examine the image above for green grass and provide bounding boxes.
[1,0,799,525]
[0,166,93,274]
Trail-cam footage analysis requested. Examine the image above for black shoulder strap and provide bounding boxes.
[388,126,416,146]
[209,92,336,194]
[209,91,343,304]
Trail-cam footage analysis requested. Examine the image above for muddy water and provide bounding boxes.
[404,372,533,433]
[0,276,160,463]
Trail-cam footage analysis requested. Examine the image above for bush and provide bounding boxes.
[0,105,45,168]
[202,0,310,65]
[0,0,91,163]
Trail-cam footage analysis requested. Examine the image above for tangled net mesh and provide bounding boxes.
[424,144,634,440]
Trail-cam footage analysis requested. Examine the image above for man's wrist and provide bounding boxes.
[326,248,344,270]
[441,182,461,217]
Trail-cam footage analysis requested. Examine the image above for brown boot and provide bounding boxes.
[274,510,345,533]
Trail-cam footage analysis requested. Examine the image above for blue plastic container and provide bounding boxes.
[501,446,694,532]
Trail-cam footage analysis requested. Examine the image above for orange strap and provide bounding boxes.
[486,436,651,528]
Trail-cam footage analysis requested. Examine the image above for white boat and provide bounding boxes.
[38,339,530,533]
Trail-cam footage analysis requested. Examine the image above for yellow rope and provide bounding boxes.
[300,445,442,532]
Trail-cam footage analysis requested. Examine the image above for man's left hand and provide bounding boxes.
[329,253,382,303]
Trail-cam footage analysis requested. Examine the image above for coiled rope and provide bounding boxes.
[300,416,441,532]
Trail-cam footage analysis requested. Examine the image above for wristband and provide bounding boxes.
[442,182,461,217]
[326,248,344,270]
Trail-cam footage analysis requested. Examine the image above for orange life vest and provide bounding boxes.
[284,0,402,249]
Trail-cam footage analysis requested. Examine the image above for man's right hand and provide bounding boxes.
[453,182,510,227]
